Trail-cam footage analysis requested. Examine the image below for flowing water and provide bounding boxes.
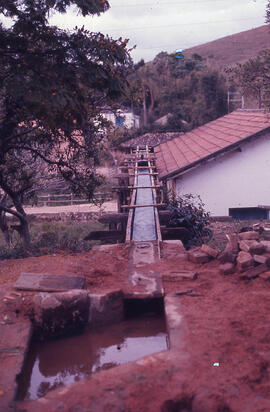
[132,168,157,241]
[17,314,168,400]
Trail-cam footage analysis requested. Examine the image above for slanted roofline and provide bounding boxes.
[154,109,270,181]
[159,127,270,181]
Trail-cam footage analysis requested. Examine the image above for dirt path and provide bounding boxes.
[24,200,118,215]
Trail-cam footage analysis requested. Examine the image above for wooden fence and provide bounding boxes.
[36,192,113,207]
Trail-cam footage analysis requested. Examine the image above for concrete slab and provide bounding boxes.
[15,273,86,292]
[126,241,164,298]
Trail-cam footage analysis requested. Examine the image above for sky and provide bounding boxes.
[49,0,268,63]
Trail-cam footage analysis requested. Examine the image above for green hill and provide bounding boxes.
[183,25,270,68]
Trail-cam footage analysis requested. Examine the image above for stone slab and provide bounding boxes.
[239,231,259,241]
[188,251,210,264]
[15,273,86,292]
[239,263,268,280]
[201,244,219,258]
[219,262,235,275]
[163,271,198,281]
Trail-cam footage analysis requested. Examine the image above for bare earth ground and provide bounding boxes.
[1,222,270,411]
[24,200,118,215]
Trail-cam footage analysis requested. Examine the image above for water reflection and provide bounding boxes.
[17,315,168,400]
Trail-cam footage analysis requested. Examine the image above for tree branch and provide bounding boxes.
[0,204,24,220]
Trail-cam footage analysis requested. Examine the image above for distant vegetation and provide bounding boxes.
[113,51,228,142]
[0,220,106,260]
[112,24,270,145]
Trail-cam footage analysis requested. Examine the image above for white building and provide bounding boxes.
[100,108,140,129]
[154,109,270,218]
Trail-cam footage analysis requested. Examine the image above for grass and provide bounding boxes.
[0,220,107,260]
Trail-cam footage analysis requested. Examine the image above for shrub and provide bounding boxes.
[165,193,211,247]
[0,220,106,260]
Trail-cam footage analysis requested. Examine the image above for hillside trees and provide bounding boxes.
[126,52,227,133]
[0,0,131,247]
[226,53,267,108]
[226,49,270,110]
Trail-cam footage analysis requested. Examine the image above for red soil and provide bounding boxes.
[1,244,270,411]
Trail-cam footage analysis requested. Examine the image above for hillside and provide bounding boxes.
[184,24,270,68]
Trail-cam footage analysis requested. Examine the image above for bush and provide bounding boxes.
[0,220,107,260]
[165,193,211,247]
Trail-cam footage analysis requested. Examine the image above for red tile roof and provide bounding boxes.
[154,110,270,180]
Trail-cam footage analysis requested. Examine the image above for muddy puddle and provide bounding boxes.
[17,314,168,400]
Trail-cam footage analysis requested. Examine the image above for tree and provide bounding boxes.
[0,0,132,247]
[226,56,266,109]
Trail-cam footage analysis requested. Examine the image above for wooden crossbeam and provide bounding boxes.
[129,185,160,189]
[121,203,165,209]
[132,172,158,176]
[112,185,161,190]
[120,166,155,170]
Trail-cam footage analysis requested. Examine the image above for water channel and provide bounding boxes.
[16,314,168,400]
[131,168,157,242]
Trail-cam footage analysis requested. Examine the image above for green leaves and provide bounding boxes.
[0,0,131,245]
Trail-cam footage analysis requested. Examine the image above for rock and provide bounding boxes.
[239,263,268,280]
[226,233,239,253]
[249,241,265,255]
[163,270,198,281]
[187,250,210,264]
[201,244,219,259]
[253,255,270,265]
[218,249,237,264]
[239,231,259,241]
[260,240,270,253]
[259,271,270,281]
[33,289,90,340]
[219,262,235,275]
[239,240,251,252]
[218,234,239,263]
[237,251,254,272]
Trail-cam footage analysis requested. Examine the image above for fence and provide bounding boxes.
[36,192,113,207]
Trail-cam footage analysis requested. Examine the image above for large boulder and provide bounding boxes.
[33,289,90,340]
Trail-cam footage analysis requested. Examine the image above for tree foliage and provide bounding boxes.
[226,51,270,109]
[124,51,227,133]
[166,193,211,248]
[0,0,131,247]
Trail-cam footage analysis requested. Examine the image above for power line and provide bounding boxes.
[101,16,264,32]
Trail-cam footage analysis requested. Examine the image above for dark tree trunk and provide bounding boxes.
[143,86,147,127]
[12,195,31,249]
[17,214,31,249]
[0,211,10,245]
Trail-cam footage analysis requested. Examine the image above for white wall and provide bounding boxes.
[175,133,270,216]
[101,111,140,129]
[123,112,140,128]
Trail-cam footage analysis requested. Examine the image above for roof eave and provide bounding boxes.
[158,126,270,181]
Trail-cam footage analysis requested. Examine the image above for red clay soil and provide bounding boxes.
[1,245,270,411]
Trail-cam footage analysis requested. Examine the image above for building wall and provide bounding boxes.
[101,111,140,129]
[175,132,270,216]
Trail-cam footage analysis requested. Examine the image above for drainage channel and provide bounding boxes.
[125,146,163,299]
[15,146,174,405]
[16,306,168,401]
